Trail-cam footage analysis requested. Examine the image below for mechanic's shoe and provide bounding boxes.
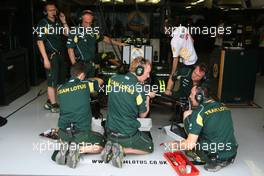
[204,162,223,172]
[50,103,60,113]
[204,157,235,172]
[44,100,52,110]
[101,141,113,163]
[66,142,80,168]
[111,143,124,168]
[55,141,69,165]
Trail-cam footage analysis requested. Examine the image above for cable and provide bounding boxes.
[0,89,47,120]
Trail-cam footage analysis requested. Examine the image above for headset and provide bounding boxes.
[78,10,94,23]
[135,58,146,76]
[43,10,48,16]
[43,1,58,16]
[195,86,206,104]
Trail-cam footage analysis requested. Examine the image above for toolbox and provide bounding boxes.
[164,151,200,176]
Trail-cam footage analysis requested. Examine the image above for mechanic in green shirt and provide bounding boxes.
[165,86,238,172]
[51,63,105,169]
[164,63,209,98]
[67,10,124,85]
[162,63,209,124]
[101,57,156,168]
[36,1,69,113]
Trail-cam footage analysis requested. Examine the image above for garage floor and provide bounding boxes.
[0,76,263,176]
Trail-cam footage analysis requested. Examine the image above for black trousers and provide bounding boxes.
[258,47,264,75]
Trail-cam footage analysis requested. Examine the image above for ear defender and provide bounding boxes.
[195,87,205,104]
[43,10,47,16]
[135,59,146,76]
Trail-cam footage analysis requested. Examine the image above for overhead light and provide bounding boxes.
[191,0,205,5]
[136,0,146,3]
[185,6,192,9]
[231,8,240,10]
[101,0,111,2]
[148,0,160,3]
[115,0,124,2]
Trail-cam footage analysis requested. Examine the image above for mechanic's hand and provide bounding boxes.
[147,91,156,98]
[95,64,100,69]
[164,89,172,96]
[119,42,126,47]
[161,140,181,151]
[59,12,66,24]
[183,110,193,120]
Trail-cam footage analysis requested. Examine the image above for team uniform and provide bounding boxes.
[258,25,264,75]
[171,26,198,67]
[172,67,210,98]
[184,100,238,162]
[36,18,66,87]
[106,72,154,153]
[66,26,104,78]
[57,78,105,146]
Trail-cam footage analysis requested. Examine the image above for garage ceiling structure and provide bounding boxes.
[56,0,264,9]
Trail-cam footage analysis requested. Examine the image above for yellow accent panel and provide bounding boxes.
[102,53,107,59]
[136,94,143,106]
[88,82,94,93]
[107,78,111,93]
[96,34,100,40]
[44,27,48,34]
[196,114,203,127]
[74,36,78,43]
[159,80,166,92]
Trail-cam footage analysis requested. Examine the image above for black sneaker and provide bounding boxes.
[111,143,124,168]
[44,100,52,110]
[204,159,233,172]
[50,103,60,113]
[55,141,69,165]
[101,141,113,163]
[66,142,80,168]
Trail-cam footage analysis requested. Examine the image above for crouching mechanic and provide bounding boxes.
[162,63,209,124]
[51,63,105,168]
[102,57,156,168]
[164,86,238,172]
[165,63,209,97]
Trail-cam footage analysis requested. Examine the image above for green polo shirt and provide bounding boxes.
[174,67,193,98]
[106,72,147,136]
[184,100,238,160]
[173,67,210,98]
[57,78,99,132]
[67,26,104,62]
[36,18,65,54]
